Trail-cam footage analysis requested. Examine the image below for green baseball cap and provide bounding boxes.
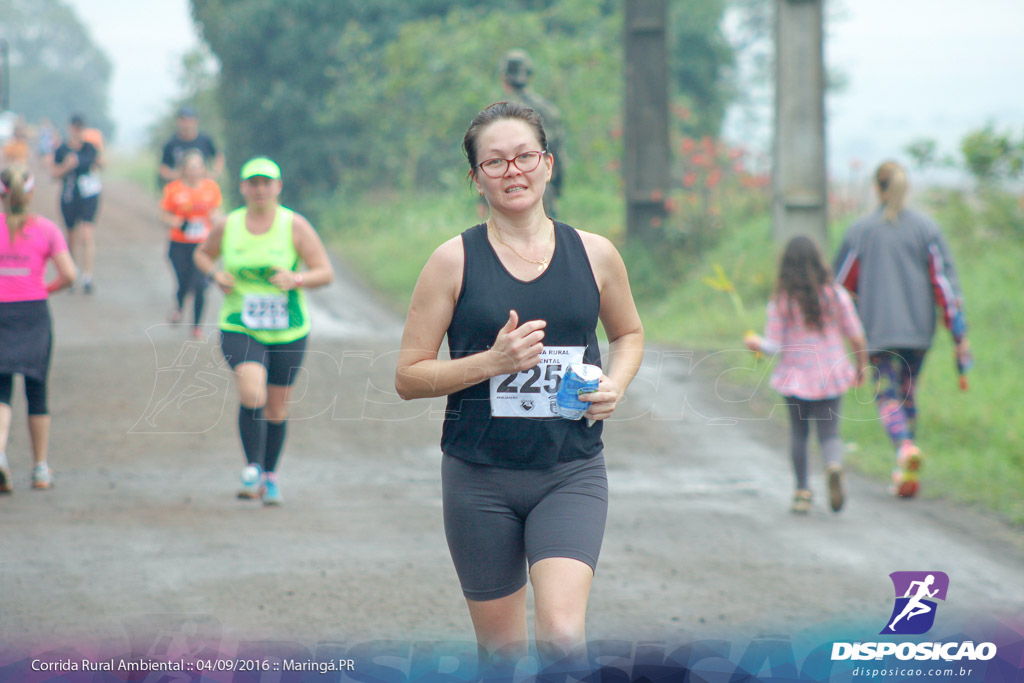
[240,157,281,180]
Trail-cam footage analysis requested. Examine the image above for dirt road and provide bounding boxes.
[1,170,1022,680]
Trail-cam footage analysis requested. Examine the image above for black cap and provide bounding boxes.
[177,105,198,118]
[69,114,86,127]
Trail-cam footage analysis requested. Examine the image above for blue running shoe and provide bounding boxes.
[262,477,282,506]
[237,464,262,499]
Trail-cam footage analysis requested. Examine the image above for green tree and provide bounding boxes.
[0,0,113,135]
[960,124,1022,186]
[148,45,223,161]
[191,0,618,200]
[669,0,734,138]
[352,4,622,194]
[190,1,736,205]
[905,138,940,170]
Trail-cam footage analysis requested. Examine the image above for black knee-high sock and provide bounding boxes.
[193,283,206,326]
[264,420,287,473]
[238,405,266,468]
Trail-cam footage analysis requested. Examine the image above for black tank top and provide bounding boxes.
[441,221,603,468]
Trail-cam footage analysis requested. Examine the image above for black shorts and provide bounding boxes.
[0,300,53,382]
[61,195,100,229]
[219,331,307,387]
[442,453,608,601]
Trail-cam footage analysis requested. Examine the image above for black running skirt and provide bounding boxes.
[0,300,53,381]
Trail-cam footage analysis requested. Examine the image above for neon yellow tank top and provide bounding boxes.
[218,206,309,344]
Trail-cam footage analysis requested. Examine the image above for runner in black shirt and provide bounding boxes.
[159,106,224,187]
[50,115,103,294]
[395,102,644,677]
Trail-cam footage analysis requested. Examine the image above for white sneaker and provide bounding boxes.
[32,464,53,490]
[237,464,262,499]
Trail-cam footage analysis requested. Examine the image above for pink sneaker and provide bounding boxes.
[892,441,922,498]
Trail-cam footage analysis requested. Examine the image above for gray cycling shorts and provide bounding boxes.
[441,453,609,602]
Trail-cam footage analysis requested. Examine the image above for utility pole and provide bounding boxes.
[773,0,827,246]
[624,0,669,242]
[0,40,9,111]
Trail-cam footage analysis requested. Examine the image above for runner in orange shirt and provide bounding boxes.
[2,125,31,165]
[82,128,104,155]
[159,150,222,337]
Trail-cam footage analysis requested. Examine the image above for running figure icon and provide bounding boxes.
[889,574,938,631]
[881,571,949,635]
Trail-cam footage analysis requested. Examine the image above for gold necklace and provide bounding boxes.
[487,219,554,272]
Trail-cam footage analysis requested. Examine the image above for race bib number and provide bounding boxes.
[77,172,102,198]
[241,294,289,330]
[182,219,206,240]
[490,346,585,418]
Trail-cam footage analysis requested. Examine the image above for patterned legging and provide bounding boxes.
[871,349,927,447]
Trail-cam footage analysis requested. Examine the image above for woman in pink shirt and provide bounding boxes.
[0,165,77,492]
[745,236,868,514]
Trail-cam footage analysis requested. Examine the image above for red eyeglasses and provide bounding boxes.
[476,150,547,178]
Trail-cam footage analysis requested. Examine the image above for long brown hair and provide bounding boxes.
[875,160,908,223]
[775,235,834,331]
[1,165,34,244]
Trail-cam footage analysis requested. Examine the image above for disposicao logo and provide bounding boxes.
[881,570,949,635]
[831,571,998,663]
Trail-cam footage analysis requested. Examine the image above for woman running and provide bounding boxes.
[0,165,77,492]
[395,102,644,675]
[160,150,223,337]
[834,161,969,498]
[194,157,334,506]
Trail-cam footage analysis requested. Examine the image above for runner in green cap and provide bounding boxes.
[194,157,334,506]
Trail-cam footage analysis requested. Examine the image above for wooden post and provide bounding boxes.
[0,40,9,111]
[624,0,670,242]
[773,0,827,246]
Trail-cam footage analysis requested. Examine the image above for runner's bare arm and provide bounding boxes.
[578,231,645,421]
[158,163,178,182]
[395,237,546,401]
[269,213,334,290]
[46,250,77,293]
[212,152,226,179]
[50,153,76,179]
[161,210,184,229]
[194,222,233,292]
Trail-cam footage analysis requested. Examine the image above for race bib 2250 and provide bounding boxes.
[489,346,585,418]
